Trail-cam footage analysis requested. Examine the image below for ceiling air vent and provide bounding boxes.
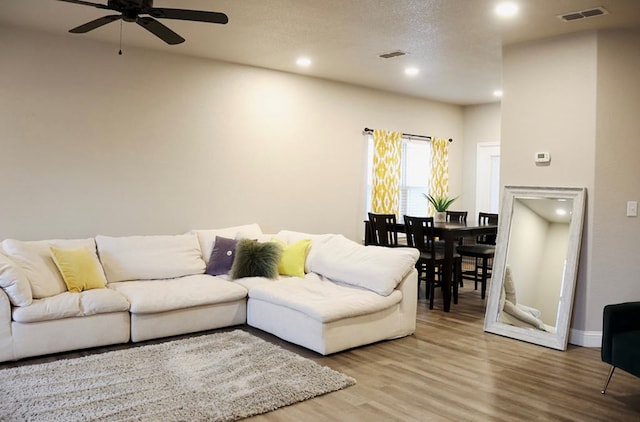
[558,6,608,22]
[379,50,407,59]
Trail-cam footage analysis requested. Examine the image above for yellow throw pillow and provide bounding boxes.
[50,246,106,293]
[273,239,311,278]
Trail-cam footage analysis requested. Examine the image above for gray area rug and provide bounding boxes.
[0,330,355,421]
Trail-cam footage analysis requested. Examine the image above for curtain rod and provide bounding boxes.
[362,127,453,143]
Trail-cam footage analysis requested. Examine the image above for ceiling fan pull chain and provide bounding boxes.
[118,19,123,55]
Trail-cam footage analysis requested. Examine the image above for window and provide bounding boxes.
[365,135,431,222]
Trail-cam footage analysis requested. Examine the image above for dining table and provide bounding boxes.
[430,222,498,311]
[365,220,499,312]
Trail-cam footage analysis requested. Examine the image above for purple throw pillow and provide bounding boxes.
[205,236,238,276]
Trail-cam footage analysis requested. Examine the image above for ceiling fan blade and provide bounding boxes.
[147,8,229,24]
[56,0,111,11]
[69,15,122,33]
[136,17,185,45]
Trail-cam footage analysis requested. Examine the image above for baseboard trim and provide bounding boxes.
[569,329,601,348]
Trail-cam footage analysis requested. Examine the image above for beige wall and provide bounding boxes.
[506,200,548,305]
[534,223,568,326]
[590,28,640,329]
[502,31,598,340]
[502,28,640,338]
[461,103,501,216]
[0,26,463,242]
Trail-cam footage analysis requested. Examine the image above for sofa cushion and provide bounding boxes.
[274,239,311,278]
[231,275,274,291]
[190,224,263,265]
[2,238,107,299]
[11,289,129,323]
[96,234,206,283]
[108,274,247,314]
[205,236,238,276]
[79,288,131,316]
[275,230,335,273]
[310,235,419,296]
[230,239,281,280]
[50,246,107,293]
[0,250,32,306]
[12,292,79,322]
[248,273,403,323]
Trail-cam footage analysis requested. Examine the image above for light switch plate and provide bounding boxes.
[626,201,637,217]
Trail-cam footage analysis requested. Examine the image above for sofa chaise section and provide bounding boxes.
[246,271,417,355]
[242,232,419,355]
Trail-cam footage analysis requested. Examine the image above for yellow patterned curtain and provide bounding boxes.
[371,129,402,215]
[428,137,450,214]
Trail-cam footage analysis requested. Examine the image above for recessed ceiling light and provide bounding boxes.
[296,57,311,67]
[495,2,518,17]
[493,90,503,97]
[404,67,419,77]
[556,209,568,216]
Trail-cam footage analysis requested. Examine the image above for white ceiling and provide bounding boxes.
[2,0,640,105]
[518,198,573,224]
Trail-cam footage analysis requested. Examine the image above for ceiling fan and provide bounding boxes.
[56,0,229,45]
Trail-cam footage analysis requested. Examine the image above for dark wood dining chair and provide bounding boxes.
[367,212,400,247]
[456,212,498,299]
[443,210,469,249]
[446,210,468,224]
[404,215,462,309]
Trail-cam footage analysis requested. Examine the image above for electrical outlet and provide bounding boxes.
[627,201,638,217]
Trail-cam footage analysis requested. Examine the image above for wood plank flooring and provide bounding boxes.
[2,284,639,421]
[246,284,640,421]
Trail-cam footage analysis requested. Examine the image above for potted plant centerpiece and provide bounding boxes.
[424,194,458,223]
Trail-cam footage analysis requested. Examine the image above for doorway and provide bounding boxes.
[475,143,500,217]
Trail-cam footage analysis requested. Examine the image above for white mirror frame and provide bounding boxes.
[484,186,586,350]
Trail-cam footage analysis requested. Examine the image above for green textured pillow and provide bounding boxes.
[230,239,282,280]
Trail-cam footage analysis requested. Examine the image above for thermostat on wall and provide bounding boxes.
[535,152,551,164]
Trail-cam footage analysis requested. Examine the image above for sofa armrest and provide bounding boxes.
[601,301,640,363]
[0,288,13,362]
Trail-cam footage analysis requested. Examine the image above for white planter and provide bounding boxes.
[434,211,447,223]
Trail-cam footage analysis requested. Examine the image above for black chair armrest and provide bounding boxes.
[601,301,640,363]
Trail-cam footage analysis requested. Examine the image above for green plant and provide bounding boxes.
[423,194,458,212]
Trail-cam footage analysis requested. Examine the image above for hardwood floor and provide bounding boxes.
[2,284,639,421]
[246,285,640,421]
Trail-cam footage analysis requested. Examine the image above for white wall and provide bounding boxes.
[0,26,463,242]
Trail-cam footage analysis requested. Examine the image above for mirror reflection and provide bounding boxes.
[484,186,586,350]
[499,197,572,332]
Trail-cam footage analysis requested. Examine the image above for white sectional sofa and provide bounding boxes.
[0,224,419,362]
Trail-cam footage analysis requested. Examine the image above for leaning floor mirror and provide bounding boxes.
[484,186,586,350]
